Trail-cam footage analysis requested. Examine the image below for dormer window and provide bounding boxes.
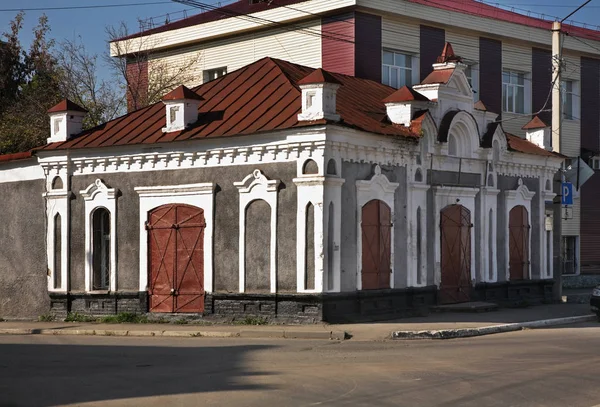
[53,118,62,136]
[169,106,180,125]
[306,92,316,109]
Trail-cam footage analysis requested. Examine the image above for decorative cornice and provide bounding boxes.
[80,179,118,201]
[234,169,280,194]
[135,182,215,197]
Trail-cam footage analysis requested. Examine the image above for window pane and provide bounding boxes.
[502,84,507,111]
[382,66,390,86]
[404,69,413,87]
[403,54,412,68]
[507,86,514,112]
[516,73,524,86]
[399,69,407,87]
[503,72,510,84]
[93,208,110,290]
[515,86,524,113]
[395,53,405,67]
[391,67,399,88]
[383,51,394,65]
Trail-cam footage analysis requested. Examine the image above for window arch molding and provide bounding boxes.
[80,179,118,292]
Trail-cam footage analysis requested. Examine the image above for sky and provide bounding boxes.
[1,0,600,80]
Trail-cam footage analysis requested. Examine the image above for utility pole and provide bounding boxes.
[551,20,564,301]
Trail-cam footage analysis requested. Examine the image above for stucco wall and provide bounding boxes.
[68,162,297,295]
[0,179,49,318]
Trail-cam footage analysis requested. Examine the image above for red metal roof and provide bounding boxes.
[47,99,88,114]
[383,86,429,103]
[506,133,558,157]
[162,85,204,101]
[436,42,461,64]
[0,151,34,163]
[420,68,455,85]
[37,57,419,152]
[297,68,342,85]
[474,100,487,111]
[522,115,549,130]
[406,0,600,42]
[116,0,600,45]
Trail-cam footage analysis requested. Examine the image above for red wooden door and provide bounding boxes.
[147,204,205,313]
[361,200,392,290]
[440,205,472,304]
[509,205,530,281]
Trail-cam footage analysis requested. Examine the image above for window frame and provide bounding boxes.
[382,49,419,89]
[502,70,529,114]
[462,61,480,102]
[81,179,118,293]
[561,79,579,121]
[203,67,227,83]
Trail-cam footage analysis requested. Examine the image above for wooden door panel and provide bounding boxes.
[509,206,529,281]
[148,204,205,313]
[361,200,391,290]
[440,205,471,304]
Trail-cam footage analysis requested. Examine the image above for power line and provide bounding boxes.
[0,2,172,12]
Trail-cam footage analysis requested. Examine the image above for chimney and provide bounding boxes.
[382,86,429,126]
[47,99,88,143]
[297,68,342,122]
[523,116,552,150]
[161,85,203,133]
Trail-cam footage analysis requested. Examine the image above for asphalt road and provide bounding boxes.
[2,324,600,407]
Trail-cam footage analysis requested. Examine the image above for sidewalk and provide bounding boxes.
[0,303,595,341]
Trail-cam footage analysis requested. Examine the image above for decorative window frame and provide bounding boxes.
[80,179,118,292]
[135,183,215,293]
[234,170,280,293]
[355,165,399,290]
[407,182,430,287]
[503,178,535,281]
[44,179,70,293]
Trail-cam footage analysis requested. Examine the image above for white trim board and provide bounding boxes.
[135,182,216,293]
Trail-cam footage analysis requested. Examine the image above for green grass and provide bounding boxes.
[64,312,96,323]
[98,313,149,324]
[38,313,55,322]
[174,318,189,325]
[233,316,269,326]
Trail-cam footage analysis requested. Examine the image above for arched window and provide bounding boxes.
[488,208,494,281]
[415,168,423,182]
[326,159,337,175]
[487,174,494,187]
[51,176,63,190]
[302,159,319,175]
[416,207,422,286]
[545,179,552,191]
[92,208,111,290]
[53,213,62,289]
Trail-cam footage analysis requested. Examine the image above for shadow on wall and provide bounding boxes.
[0,342,277,406]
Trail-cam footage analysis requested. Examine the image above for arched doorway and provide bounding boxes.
[440,205,472,304]
[147,204,206,313]
[361,200,392,290]
[509,205,530,280]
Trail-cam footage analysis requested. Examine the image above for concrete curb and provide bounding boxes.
[0,327,347,341]
[391,314,597,340]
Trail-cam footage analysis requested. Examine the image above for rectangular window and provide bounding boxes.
[382,50,413,88]
[562,80,575,120]
[590,157,600,170]
[203,67,227,83]
[502,70,526,113]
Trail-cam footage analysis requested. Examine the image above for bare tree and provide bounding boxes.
[105,22,202,112]
[55,38,124,128]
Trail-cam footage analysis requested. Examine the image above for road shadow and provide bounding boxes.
[0,340,277,407]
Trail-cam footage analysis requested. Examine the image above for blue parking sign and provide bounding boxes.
[562,182,573,206]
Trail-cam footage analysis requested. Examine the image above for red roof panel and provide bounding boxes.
[162,85,204,101]
[37,57,420,153]
[48,99,88,114]
[421,69,455,85]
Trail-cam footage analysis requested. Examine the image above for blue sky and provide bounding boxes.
[1,0,599,79]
